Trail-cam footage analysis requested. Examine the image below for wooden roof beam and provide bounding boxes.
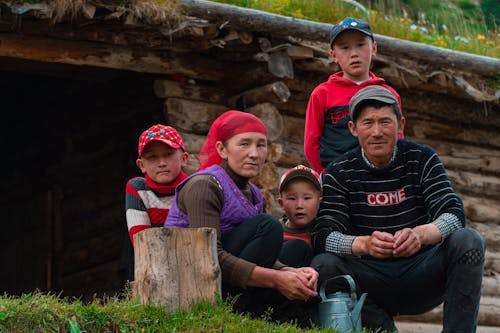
[0,33,225,80]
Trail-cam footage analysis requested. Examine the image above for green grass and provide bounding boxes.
[208,0,499,58]
[0,291,348,333]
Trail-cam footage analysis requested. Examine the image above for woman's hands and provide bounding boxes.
[248,266,318,302]
[275,267,319,301]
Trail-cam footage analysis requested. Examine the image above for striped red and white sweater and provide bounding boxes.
[125,173,187,245]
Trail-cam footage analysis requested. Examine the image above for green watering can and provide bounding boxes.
[318,275,367,332]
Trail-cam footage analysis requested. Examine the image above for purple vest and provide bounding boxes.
[165,165,265,235]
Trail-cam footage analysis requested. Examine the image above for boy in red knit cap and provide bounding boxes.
[123,124,188,280]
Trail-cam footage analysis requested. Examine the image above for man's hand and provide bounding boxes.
[393,224,442,257]
[393,228,421,257]
[352,231,395,258]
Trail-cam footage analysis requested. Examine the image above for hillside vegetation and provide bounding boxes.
[209,0,499,58]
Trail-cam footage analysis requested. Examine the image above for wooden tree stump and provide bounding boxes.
[133,227,221,311]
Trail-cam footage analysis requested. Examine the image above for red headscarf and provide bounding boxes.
[197,110,267,171]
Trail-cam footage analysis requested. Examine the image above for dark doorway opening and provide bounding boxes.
[0,57,165,299]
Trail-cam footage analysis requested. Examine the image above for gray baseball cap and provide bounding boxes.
[349,86,400,122]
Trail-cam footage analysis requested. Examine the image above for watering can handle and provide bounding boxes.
[319,274,358,301]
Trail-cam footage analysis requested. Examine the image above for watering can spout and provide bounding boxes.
[352,292,367,326]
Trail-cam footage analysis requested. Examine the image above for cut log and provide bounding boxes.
[221,64,277,94]
[247,103,284,141]
[267,142,283,163]
[484,250,500,274]
[482,275,500,297]
[294,57,338,74]
[278,98,308,117]
[154,79,225,103]
[412,139,500,175]
[461,195,500,224]
[227,81,291,108]
[251,162,279,191]
[267,50,294,79]
[164,98,228,134]
[394,321,500,333]
[469,222,500,248]
[408,117,500,150]
[281,115,305,144]
[395,296,500,327]
[133,227,221,311]
[287,45,314,59]
[377,56,499,103]
[238,31,253,44]
[272,141,308,167]
[402,92,500,130]
[177,132,205,154]
[447,170,500,199]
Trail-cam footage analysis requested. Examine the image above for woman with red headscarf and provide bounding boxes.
[166,110,319,326]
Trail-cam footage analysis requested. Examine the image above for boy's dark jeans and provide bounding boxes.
[311,228,485,333]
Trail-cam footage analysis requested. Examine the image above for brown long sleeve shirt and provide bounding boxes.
[176,163,258,288]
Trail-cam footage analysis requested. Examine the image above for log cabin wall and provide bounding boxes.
[0,0,498,330]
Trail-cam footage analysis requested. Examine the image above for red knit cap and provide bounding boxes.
[197,110,267,171]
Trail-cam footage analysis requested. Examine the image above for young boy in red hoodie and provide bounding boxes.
[304,17,403,173]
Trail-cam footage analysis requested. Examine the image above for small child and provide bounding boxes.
[304,17,403,173]
[278,165,322,267]
[122,124,188,280]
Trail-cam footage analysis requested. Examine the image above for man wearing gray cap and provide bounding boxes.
[311,85,485,332]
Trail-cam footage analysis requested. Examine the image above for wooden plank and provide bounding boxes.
[470,222,500,248]
[153,79,225,103]
[395,296,500,327]
[281,114,305,143]
[412,139,500,175]
[395,321,500,333]
[484,250,500,274]
[227,81,291,108]
[448,170,500,199]
[247,103,284,141]
[461,195,500,224]
[133,227,221,311]
[0,34,225,80]
[163,98,228,134]
[408,118,500,150]
[402,92,500,130]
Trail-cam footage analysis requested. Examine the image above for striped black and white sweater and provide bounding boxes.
[312,139,465,256]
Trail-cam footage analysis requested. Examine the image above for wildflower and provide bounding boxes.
[421,27,428,33]
[410,24,417,31]
[454,36,469,43]
[477,34,485,41]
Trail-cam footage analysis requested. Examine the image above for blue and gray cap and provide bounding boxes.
[329,17,373,48]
